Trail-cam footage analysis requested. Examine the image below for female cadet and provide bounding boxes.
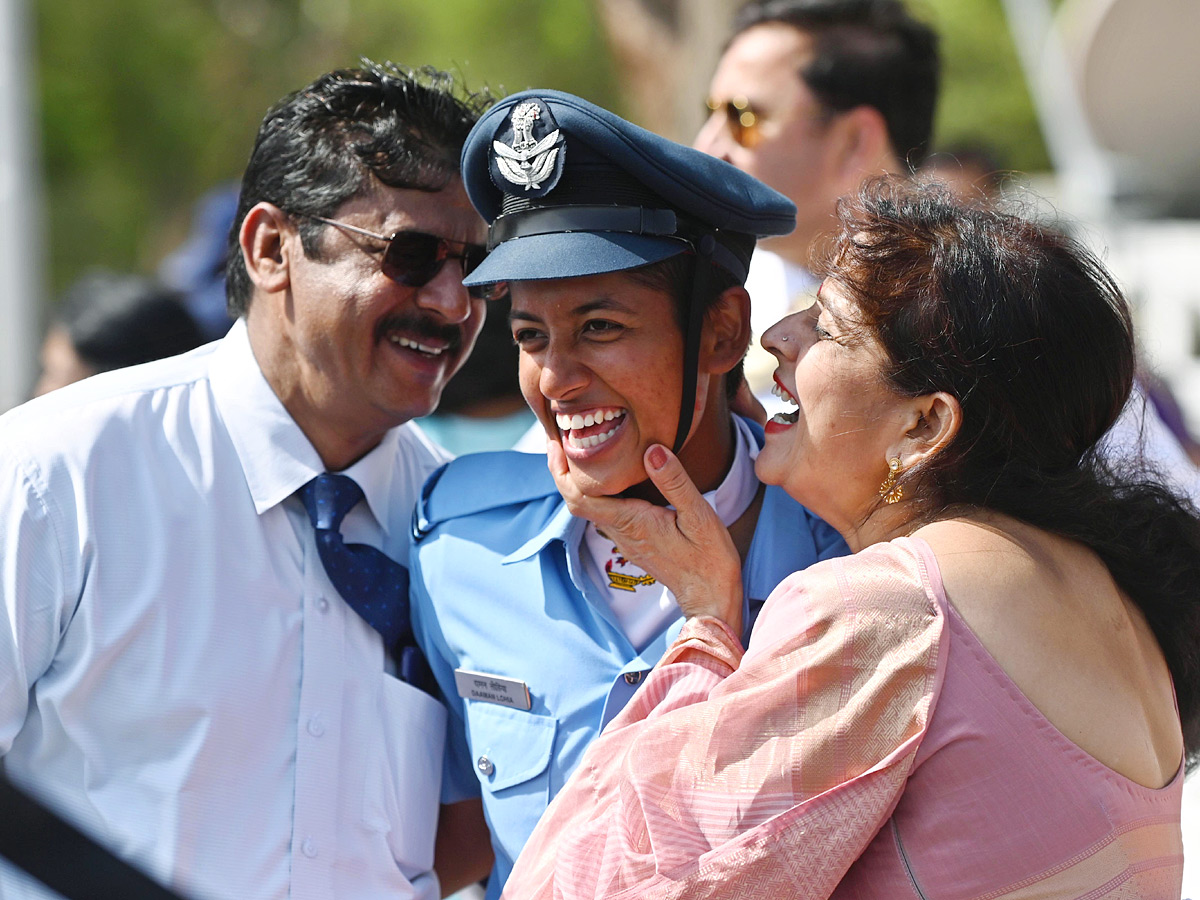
[409,91,847,897]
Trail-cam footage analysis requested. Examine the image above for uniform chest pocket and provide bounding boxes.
[464,702,558,865]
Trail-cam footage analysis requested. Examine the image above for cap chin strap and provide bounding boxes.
[672,234,716,454]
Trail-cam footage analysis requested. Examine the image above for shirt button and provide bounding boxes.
[476,755,495,777]
[301,837,318,858]
[624,671,642,685]
[307,715,325,737]
[317,596,330,613]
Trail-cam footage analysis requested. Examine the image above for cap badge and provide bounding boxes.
[491,100,565,195]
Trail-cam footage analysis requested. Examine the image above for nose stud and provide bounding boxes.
[780,335,789,342]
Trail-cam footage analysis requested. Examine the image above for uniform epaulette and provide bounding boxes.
[412,451,558,540]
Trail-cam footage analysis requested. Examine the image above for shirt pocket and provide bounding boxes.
[464,702,557,865]
[363,674,448,872]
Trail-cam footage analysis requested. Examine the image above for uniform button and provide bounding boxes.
[624,671,642,685]
[301,837,318,858]
[307,715,325,737]
[317,596,330,613]
[476,755,495,777]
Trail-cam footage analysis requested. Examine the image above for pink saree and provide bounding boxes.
[501,540,947,899]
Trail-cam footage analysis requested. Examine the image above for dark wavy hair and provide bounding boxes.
[732,0,940,166]
[225,61,493,315]
[821,177,1200,768]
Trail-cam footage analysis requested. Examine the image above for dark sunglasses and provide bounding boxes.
[301,214,506,300]
[705,95,763,149]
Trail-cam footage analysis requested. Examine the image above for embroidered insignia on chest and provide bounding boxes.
[604,542,657,592]
[490,99,565,196]
[607,571,657,592]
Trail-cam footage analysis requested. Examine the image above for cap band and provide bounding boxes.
[488,205,679,251]
[486,205,749,283]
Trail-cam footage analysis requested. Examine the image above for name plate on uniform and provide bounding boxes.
[454,668,532,710]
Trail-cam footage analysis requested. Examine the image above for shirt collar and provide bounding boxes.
[502,414,763,566]
[502,499,582,564]
[339,429,400,533]
[209,318,398,532]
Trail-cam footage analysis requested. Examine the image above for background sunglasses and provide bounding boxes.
[301,213,506,300]
[705,96,762,149]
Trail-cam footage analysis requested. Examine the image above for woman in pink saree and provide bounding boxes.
[501,179,1200,899]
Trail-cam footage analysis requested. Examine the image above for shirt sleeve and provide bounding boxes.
[0,448,75,754]
[501,543,947,900]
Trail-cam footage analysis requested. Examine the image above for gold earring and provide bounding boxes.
[879,457,904,504]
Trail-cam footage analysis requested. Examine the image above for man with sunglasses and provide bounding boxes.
[0,62,490,900]
[695,0,939,413]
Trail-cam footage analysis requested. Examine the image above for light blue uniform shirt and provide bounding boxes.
[409,424,847,897]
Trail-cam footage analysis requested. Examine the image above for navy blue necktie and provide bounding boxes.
[299,473,411,649]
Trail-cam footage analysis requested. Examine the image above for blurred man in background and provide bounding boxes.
[0,61,489,900]
[694,0,939,412]
[32,269,204,398]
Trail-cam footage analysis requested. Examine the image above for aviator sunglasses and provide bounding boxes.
[705,96,763,149]
[299,213,506,300]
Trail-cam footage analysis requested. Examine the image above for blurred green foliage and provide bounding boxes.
[35,0,621,297]
[920,0,1050,174]
[34,0,1047,300]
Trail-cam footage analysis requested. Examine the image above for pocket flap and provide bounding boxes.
[465,702,557,792]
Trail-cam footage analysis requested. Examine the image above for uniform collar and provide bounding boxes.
[502,500,582,564]
[501,415,764,567]
[209,318,399,531]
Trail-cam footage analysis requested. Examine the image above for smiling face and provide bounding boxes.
[694,24,848,267]
[246,179,486,469]
[755,279,911,533]
[510,271,733,500]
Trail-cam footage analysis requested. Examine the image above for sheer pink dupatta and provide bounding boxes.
[502,541,948,900]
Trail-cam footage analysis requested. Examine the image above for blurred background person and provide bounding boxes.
[418,294,537,455]
[919,141,1005,199]
[157,183,240,343]
[32,269,204,398]
[693,0,940,415]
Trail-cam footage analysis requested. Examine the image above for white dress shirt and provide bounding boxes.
[0,319,450,900]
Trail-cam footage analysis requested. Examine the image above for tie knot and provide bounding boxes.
[299,473,364,532]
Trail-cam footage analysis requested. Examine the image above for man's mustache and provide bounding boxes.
[375,314,465,349]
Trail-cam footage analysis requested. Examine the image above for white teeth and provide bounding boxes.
[392,335,444,356]
[770,410,799,425]
[771,381,798,406]
[554,409,626,431]
[565,425,621,449]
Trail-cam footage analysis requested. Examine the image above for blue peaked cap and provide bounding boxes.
[461,89,796,286]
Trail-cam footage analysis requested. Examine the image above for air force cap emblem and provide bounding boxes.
[490,99,565,196]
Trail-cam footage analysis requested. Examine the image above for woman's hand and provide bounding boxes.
[547,440,744,634]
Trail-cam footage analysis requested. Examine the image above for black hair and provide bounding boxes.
[733,0,940,166]
[57,270,205,371]
[225,61,493,315]
[825,177,1200,768]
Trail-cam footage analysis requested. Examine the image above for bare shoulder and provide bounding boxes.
[911,514,1183,787]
